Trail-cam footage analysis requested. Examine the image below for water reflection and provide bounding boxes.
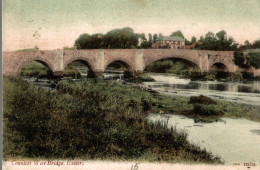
[143,74,260,105]
[147,114,260,165]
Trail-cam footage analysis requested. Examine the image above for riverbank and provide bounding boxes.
[3,76,222,164]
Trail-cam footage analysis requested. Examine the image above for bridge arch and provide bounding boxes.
[104,59,134,73]
[104,59,135,77]
[143,57,202,73]
[18,58,54,76]
[209,62,229,72]
[64,57,95,72]
[143,49,203,72]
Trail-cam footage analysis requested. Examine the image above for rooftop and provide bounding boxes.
[157,36,185,42]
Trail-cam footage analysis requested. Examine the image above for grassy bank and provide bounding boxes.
[20,61,51,78]
[3,76,221,164]
[20,61,82,78]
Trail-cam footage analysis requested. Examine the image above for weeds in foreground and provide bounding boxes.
[3,77,222,164]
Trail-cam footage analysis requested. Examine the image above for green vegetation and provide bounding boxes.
[3,77,222,163]
[188,96,223,117]
[74,27,260,51]
[15,48,39,52]
[226,72,243,81]
[3,75,260,162]
[233,51,247,68]
[170,30,185,39]
[63,46,77,50]
[195,30,238,51]
[20,61,84,79]
[234,51,260,69]
[74,27,139,49]
[188,95,217,105]
[192,104,224,117]
[238,39,260,50]
[63,66,82,78]
[247,52,260,69]
[127,74,155,83]
[145,59,200,77]
[20,61,51,78]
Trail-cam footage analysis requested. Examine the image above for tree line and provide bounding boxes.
[74,27,260,51]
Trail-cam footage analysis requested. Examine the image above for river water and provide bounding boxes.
[142,74,260,165]
[143,73,260,105]
[147,114,260,165]
[24,74,260,165]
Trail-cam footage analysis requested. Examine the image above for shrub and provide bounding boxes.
[192,104,224,116]
[20,61,51,78]
[226,72,243,81]
[145,60,175,73]
[129,74,155,83]
[234,51,247,68]
[246,52,260,69]
[63,66,81,78]
[3,77,221,163]
[188,95,217,105]
[234,51,260,69]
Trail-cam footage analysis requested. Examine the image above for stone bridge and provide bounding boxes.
[3,49,242,77]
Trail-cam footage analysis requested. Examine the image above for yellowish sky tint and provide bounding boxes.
[2,0,260,51]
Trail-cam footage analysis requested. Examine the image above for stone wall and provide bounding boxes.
[2,49,240,77]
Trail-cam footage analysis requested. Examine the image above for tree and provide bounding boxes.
[74,33,104,49]
[191,36,197,44]
[148,33,152,44]
[140,33,153,49]
[238,39,260,50]
[244,40,250,46]
[153,34,158,43]
[74,33,91,49]
[196,30,238,51]
[170,30,184,39]
[252,39,260,49]
[159,33,163,39]
[102,27,138,49]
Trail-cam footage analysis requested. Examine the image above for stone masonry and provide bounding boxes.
[3,49,257,77]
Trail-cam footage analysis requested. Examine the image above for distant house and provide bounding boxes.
[152,36,185,49]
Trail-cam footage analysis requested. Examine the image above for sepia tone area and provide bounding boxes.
[2,0,260,169]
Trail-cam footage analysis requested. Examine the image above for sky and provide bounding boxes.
[2,0,260,51]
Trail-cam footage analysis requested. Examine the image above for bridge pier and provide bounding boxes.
[4,49,253,78]
[53,71,64,77]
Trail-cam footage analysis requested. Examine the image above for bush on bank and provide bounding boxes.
[3,77,221,163]
[192,104,224,116]
[20,61,52,78]
[63,66,82,78]
[234,51,260,69]
[145,60,193,77]
[189,95,217,105]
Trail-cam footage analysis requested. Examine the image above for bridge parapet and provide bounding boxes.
[2,49,240,77]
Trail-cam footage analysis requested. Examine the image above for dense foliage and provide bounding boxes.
[74,27,159,49]
[234,51,260,69]
[195,30,238,51]
[188,96,224,116]
[3,77,222,163]
[238,39,260,50]
[246,52,260,69]
[233,51,247,68]
[74,28,258,51]
[144,59,200,77]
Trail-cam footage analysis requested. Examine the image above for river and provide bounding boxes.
[147,114,260,165]
[24,73,260,165]
[142,73,260,165]
[143,73,260,105]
